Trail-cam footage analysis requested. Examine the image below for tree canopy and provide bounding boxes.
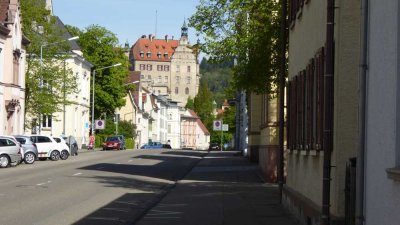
[194,81,215,130]
[66,25,129,120]
[21,0,79,128]
[189,0,282,94]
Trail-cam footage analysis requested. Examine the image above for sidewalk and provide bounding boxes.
[136,151,299,225]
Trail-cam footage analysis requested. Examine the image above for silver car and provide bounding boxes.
[14,135,38,164]
[0,137,22,168]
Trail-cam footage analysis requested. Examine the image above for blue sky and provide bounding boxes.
[52,0,201,47]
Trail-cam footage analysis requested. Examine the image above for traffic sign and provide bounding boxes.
[95,120,105,129]
[222,124,229,131]
[213,120,222,131]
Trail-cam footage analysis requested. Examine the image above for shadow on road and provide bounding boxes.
[72,192,160,225]
[72,151,207,225]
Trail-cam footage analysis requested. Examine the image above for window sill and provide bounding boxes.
[386,167,400,182]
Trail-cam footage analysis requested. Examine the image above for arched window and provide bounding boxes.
[185,87,189,95]
[175,87,179,94]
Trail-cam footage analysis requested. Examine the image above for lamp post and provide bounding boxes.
[39,36,79,135]
[91,63,122,135]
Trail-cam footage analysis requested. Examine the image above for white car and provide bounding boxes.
[29,135,70,161]
[52,137,71,160]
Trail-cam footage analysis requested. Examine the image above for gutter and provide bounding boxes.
[356,0,368,224]
[321,0,335,224]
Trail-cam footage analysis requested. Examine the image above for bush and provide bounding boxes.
[125,138,135,149]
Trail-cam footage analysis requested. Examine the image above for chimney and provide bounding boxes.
[148,34,152,40]
[141,35,146,38]
[165,35,168,42]
[172,35,174,40]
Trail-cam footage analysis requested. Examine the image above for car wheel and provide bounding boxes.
[24,152,35,164]
[50,150,60,161]
[60,150,69,160]
[0,154,10,168]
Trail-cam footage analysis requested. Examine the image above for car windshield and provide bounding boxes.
[53,137,61,143]
[106,137,119,141]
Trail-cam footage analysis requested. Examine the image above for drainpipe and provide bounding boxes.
[278,0,288,204]
[321,0,335,224]
[356,0,368,224]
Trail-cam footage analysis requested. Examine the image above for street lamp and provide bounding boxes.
[38,36,79,134]
[91,63,122,135]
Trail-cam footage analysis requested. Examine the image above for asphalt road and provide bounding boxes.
[0,149,206,225]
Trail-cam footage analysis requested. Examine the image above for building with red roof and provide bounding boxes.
[129,21,200,107]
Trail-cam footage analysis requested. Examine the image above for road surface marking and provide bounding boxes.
[73,173,82,176]
[128,160,133,162]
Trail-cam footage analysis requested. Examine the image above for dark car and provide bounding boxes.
[209,143,221,151]
[62,136,78,156]
[14,135,38,164]
[102,136,124,150]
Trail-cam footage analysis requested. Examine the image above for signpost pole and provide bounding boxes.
[221,119,223,151]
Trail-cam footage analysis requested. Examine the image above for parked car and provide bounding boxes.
[111,135,126,150]
[29,135,68,161]
[140,142,171,149]
[0,136,22,168]
[102,136,124,150]
[209,143,221,151]
[62,136,78,156]
[52,137,71,160]
[14,135,38,164]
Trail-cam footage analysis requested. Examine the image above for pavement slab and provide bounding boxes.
[136,151,299,225]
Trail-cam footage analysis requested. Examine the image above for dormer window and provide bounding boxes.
[146,51,151,58]
[164,52,168,59]
[157,52,161,59]
[139,51,144,58]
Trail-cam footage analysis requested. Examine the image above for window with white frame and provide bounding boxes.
[140,64,146,70]
[176,76,180,84]
[186,76,191,84]
[176,65,180,73]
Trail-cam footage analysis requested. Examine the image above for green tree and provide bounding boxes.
[70,25,129,120]
[185,96,195,110]
[194,81,215,130]
[190,0,282,94]
[21,0,79,129]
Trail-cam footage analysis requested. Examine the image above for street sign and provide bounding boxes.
[213,120,222,131]
[222,124,229,131]
[95,120,105,129]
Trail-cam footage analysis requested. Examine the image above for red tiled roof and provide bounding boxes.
[0,0,9,23]
[126,71,141,84]
[188,110,210,136]
[131,36,178,62]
